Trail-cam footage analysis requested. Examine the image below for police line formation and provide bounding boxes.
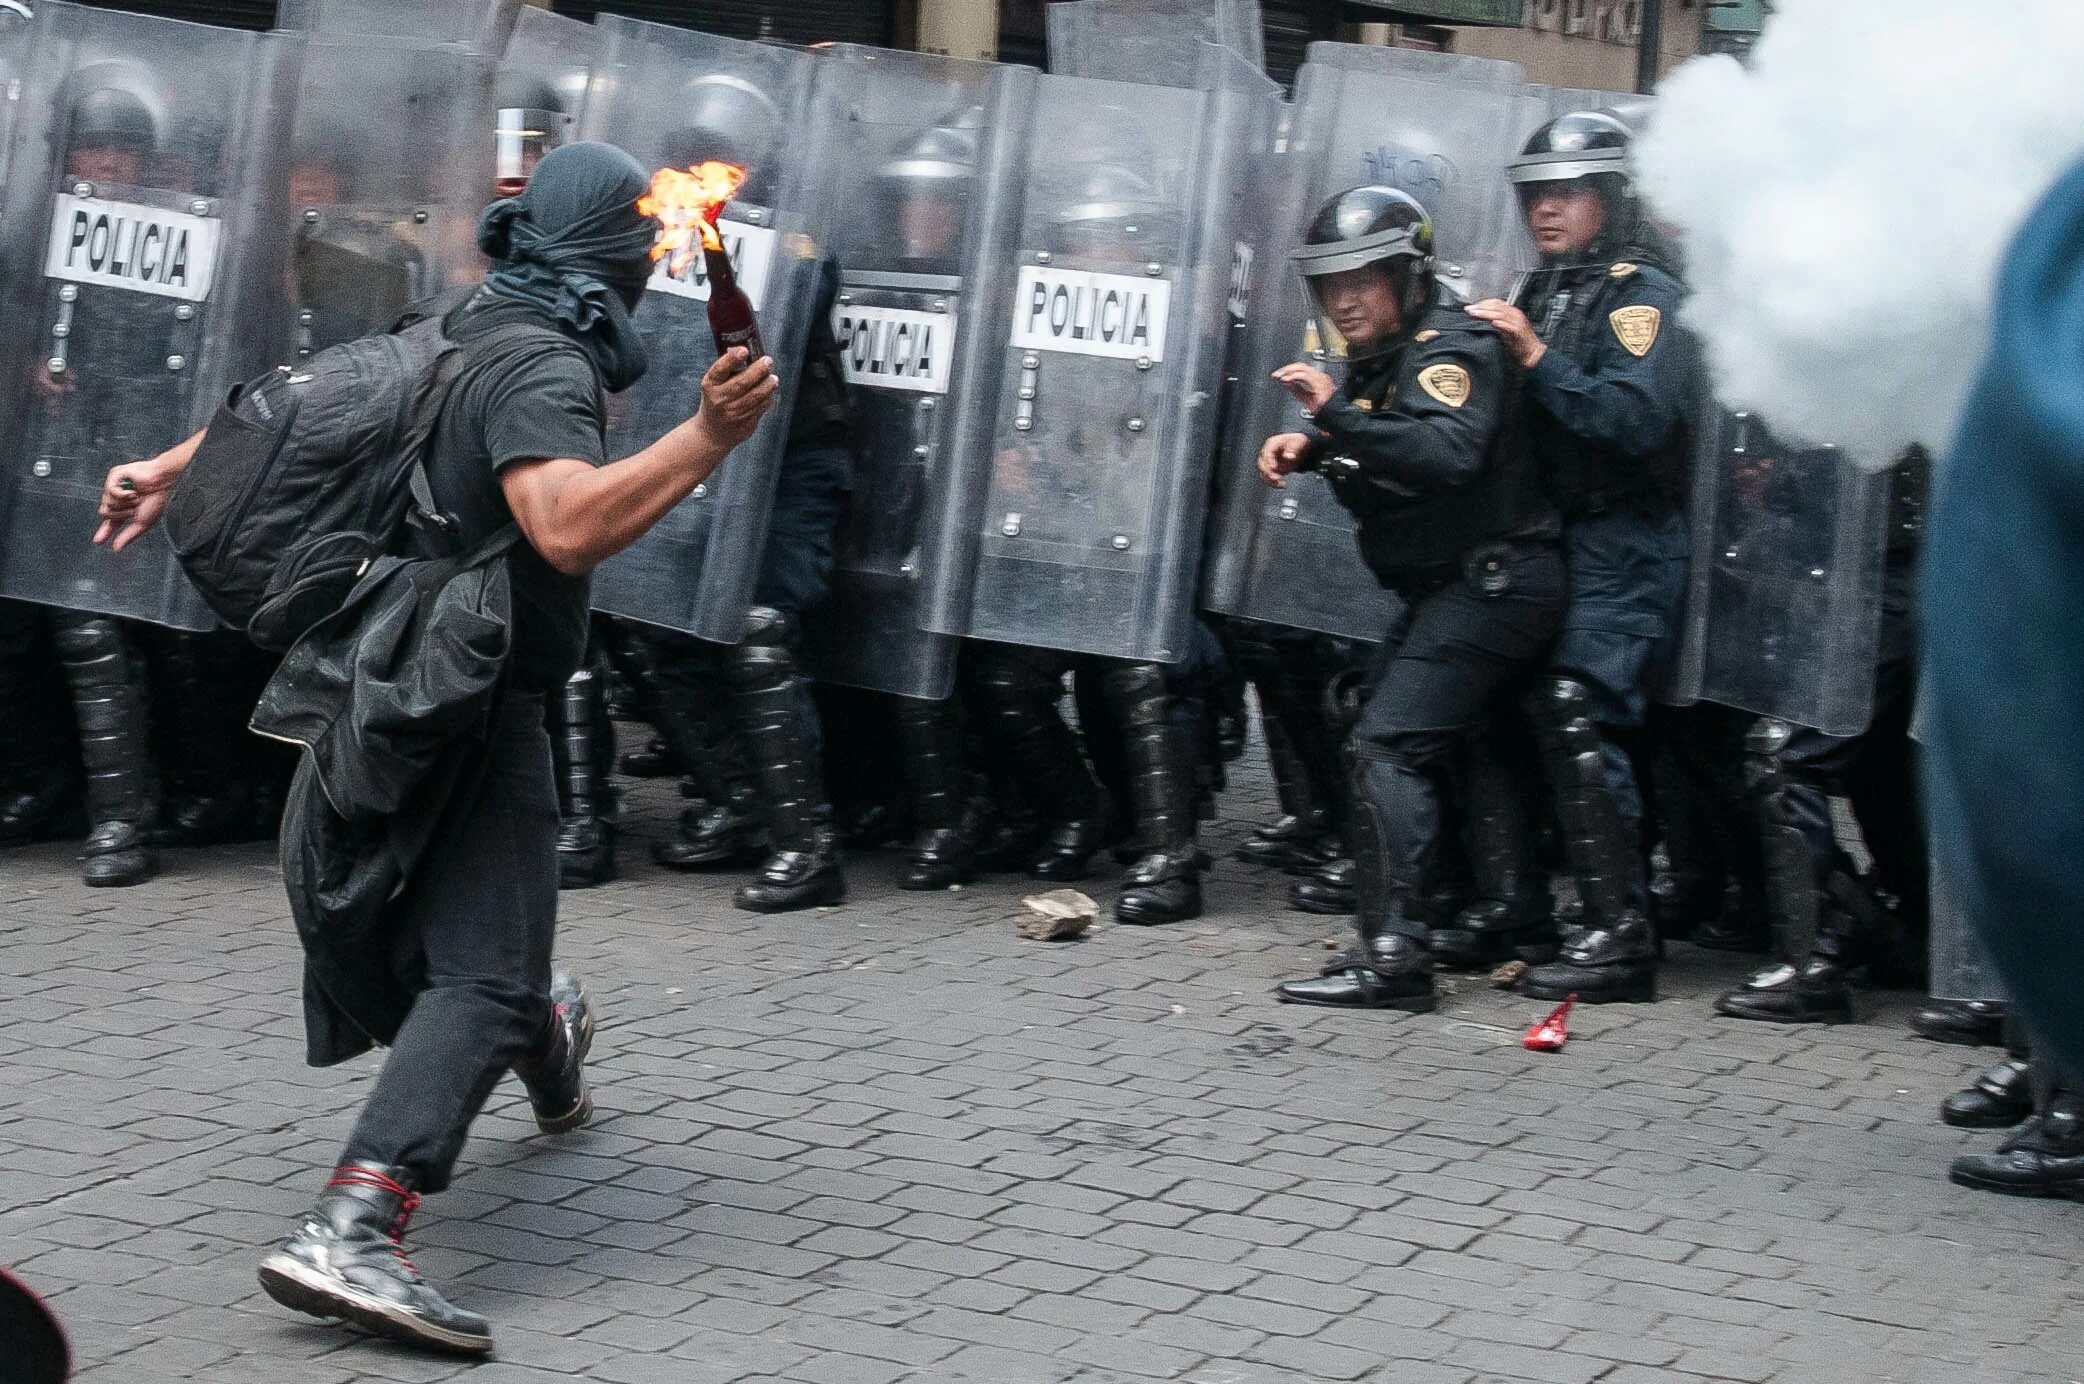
[0,0,2055,1356]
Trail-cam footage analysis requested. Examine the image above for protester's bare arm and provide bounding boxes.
[501,349,779,577]
[96,429,207,550]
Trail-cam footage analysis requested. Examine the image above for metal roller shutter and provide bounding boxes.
[71,0,278,27]
[553,0,894,46]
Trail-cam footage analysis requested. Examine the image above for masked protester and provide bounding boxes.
[1266,187,1565,1013]
[94,141,780,1356]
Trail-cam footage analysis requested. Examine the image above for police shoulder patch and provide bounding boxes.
[1609,262,1639,279]
[1417,362,1472,409]
[1609,304,1662,357]
[1414,328,1441,343]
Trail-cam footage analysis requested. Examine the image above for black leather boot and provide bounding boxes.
[55,614,158,888]
[1950,1078,2084,1198]
[1715,830,1886,1023]
[1432,739,1552,971]
[648,659,766,871]
[512,972,595,1134]
[1942,1058,2034,1129]
[257,1163,491,1355]
[1233,639,1334,870]
[1107,665,1205,926]
[1713,956,1854,1023]
[550,667,616,889]
[895,697,981,891]
[1913,1000,2007,1047]
[729,609,845,913]
[1520,679,1656,1004]
[1275,932,1435,1011]
[1289,857,1357,915]
[0,603,79,845]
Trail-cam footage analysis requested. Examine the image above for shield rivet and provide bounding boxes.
[32,460,52,477]
[1144,262,1162,277]
[1126,417,1146,433]
[693,483,709,499]
[46,359,65,376]
[1014,417,1033,432]
[1035,250,1052,265]
[913,444,930,458]
[412,210,429,224]
[166,355,186,372]
[1002,515,1022,536]
[59,285,78,303]
[838,292,853,306]
[303,208,321,224]
[190,199,211,216]
[1021,354,1040,370]
[1278,499,1299,520]
[174,304,196,322]
[1112,534,1131,551]
[1135,356,1153,372]
[50,323,69,340]
[71,181,93,198]
[932,298,948,312]
[919,398,935,412]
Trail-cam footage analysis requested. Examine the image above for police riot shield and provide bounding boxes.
[1203,45,1526,642]
[0,1,33,195]
[267,21,498,362]
[576,17,834,643]
[927,45,1273,663]
[798,48,1029,700]
[1046,0,1265,85]
[1664,411,1889,736]
[275,0,518,53]
[0,2,290,629]
[492,7,599,198]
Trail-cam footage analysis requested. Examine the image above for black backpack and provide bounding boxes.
[165,291,564,651]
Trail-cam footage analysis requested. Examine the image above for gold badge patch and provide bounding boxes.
[1609,262,1639,280]
[1609,305,1662,357]
[1353,397,1374,411]
[1417,363,1472,409]
[1414,329,1441,343]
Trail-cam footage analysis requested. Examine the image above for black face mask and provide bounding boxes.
[477,140,661,392]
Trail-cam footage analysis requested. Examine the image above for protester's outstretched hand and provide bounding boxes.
[694,348,779,456]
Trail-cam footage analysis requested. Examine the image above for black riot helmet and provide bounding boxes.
[1508,110,1639,262]
[874,107,982,265]
[1047,161,1179,263]
[63,60,162,185]
[661,73,782,203]
[1292,185,1436,356]
[493,70,571,196]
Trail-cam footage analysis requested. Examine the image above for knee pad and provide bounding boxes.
[1100,661,1167,728]
[728,606,800,696]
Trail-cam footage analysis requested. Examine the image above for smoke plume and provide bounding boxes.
[1633,0,2084,469]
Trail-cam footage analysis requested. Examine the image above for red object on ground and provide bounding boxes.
[1523,994,1577,1052]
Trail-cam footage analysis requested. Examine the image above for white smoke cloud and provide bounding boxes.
[1634,0,2084,469]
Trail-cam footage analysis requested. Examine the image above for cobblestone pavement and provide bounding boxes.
[3,756,2080,1384]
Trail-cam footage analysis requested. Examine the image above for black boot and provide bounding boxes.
[1942,1058,2034,1129]
[550,666,616,889]
[978,653,1107,881]
[1913,1000,2007,1047]
[729,609,845,913]
[1232,636,1335,870]
[54,614,158,887]
[1716,802,1887,1023]
[257,1163,491,1355]
[894,697,980,891]
[1275,932,1435,1011]
[1520,679,1656,1004]
[648,654,766,871]
[1107,664,1204,926]
[1713,956,1855,1024]
[512,972,595,1133]
[0,602,79,844]
[1289,857,1357,915]
[1950,1077,2084,1198]
[1432,737,1552,971]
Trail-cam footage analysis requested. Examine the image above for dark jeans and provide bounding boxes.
[340,695,559,1193]
[1354,542,1566,940]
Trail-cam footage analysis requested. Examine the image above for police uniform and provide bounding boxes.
[1276,290,1565,1012]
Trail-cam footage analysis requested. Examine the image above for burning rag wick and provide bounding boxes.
[639,160,747,277]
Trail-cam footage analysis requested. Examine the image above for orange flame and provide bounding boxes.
[638,161,747,276]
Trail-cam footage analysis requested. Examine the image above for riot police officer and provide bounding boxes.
[1465,111,1695,1004]
[1267,187,1565,1012]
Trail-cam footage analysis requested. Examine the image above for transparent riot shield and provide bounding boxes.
[798,48,1030,700]
[275,0,518,53]
[262,28,498,363]
[576,17,834,643]
[1664,410,1889,736]
[492,7,600,199]
[1046,0,1265,84]
[928,45,1273,663]
[1203,44,1525,643]
[0,1,33,195]
[0,2,291,630]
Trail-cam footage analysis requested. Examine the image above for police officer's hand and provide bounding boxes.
[1257,432,1312,488]
[1465,299,1546,369]
[693,347,779,455]
[95,453,185,551]
[1271,362,1337,413]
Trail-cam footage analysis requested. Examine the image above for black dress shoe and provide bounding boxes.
[514,972,596,1134]
[1913,1000,2007,1048]
[1713,957,1854,1024]
[652,803,765,871]
[557,818,616,890]
[81,820,154,888]
[1288,858,1357,916]
[734,838,846,913]
[1948,1122,2084,1198]
[1234,813,1333,870]
[899,827,976,891]
[1275,935,1435,1013]
[1942,1059,2034,1129]
[258,1163,492,1356]
[1030,817,1107,882]
[1431,899,1556,971]
[1115,851,1203,926]
[1522,916,1657,1004]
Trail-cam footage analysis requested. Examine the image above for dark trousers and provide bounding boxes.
[1354,542,1566,940]
[340,697,560,1193]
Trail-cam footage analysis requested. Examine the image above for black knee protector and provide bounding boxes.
[727,606,801,698]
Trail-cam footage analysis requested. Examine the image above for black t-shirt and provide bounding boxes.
[428,290,606,690]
